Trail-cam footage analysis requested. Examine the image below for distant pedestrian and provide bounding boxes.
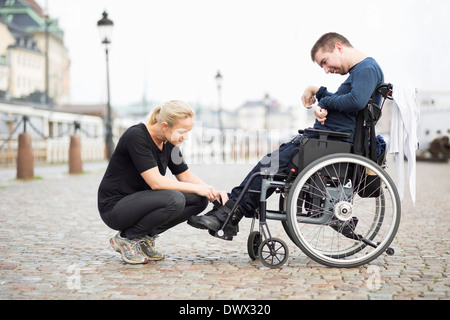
[98,100,227,264]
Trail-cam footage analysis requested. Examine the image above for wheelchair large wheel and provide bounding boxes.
[285,153,401,268]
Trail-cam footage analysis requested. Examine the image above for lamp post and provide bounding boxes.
[263,93,271,153]
[44,14,50,107]
[97,11,114,159]
[263,93,270,131]
[215,70,225,161]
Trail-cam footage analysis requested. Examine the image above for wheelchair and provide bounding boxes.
[214,83,401,268]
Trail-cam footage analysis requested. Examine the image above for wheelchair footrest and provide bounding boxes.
[329,218,396,256]
[329,217,360,240]
[208,230,233,241]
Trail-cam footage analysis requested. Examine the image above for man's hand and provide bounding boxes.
[314,106,328,125]
[301,86,319,109]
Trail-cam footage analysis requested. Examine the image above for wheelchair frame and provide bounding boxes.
[213,83,401,268]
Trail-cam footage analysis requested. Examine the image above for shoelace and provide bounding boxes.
[128,238,146,255]
[147,235,159,247]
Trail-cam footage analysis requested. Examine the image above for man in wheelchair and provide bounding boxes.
[188,32,385,240]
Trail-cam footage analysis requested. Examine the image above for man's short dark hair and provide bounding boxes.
[310,32,353,62]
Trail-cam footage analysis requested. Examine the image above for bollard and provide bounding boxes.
[17,132,34,180]
[69,135,83,174]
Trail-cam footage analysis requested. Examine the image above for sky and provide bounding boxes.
[37,0,450,111]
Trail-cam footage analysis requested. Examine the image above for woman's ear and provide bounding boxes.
[160,122,169,131]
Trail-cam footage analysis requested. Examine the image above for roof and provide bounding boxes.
[0,17,41,52]
[0,0,44,16]
[23,0,45,18]
[0,0,63,37]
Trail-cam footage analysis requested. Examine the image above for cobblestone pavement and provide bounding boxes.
[0,158,448,301]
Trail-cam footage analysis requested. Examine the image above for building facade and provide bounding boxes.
[0,0,70,106]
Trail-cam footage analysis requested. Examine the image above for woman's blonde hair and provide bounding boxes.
[148,100,195,127]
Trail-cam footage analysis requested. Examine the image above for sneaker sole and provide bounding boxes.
[109,238,148,265]
[145,254,164,261]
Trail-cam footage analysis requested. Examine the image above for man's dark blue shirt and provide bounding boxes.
[313,57,384,142]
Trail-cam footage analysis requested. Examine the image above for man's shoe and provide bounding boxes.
[188,200,243,236]
[110,232,148,264]
[188,202,222,231]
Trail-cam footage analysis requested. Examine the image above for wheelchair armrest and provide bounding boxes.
[298,128,350,140]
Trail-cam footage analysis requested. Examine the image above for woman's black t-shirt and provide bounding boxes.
[97,122,188,214]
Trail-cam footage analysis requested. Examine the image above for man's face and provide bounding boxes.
[314,43,347,75]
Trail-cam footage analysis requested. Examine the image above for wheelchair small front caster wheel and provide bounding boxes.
[258,238,289,268]
[247,231,262,260]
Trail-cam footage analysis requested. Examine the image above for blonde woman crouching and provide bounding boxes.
[98,100,227,264]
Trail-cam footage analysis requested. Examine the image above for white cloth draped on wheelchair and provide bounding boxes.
[389,84,420,206]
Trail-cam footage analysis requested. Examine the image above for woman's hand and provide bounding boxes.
[196,184,217,202]
[213,191,229,205]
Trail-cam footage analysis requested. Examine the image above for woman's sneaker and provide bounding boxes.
[138,235,164,261]
[110,232,148,264]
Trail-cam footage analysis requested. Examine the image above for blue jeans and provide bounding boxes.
[229,141,299,217]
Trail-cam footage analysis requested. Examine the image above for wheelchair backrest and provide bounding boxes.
[353,83,393,162]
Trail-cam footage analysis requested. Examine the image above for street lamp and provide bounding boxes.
[44,15,50,107]
[263,93,270,131]
[263,93,271,153]
[215,70,225,161]
[97,11,114,159]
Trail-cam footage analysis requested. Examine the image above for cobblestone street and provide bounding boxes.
[0,158,449,301]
